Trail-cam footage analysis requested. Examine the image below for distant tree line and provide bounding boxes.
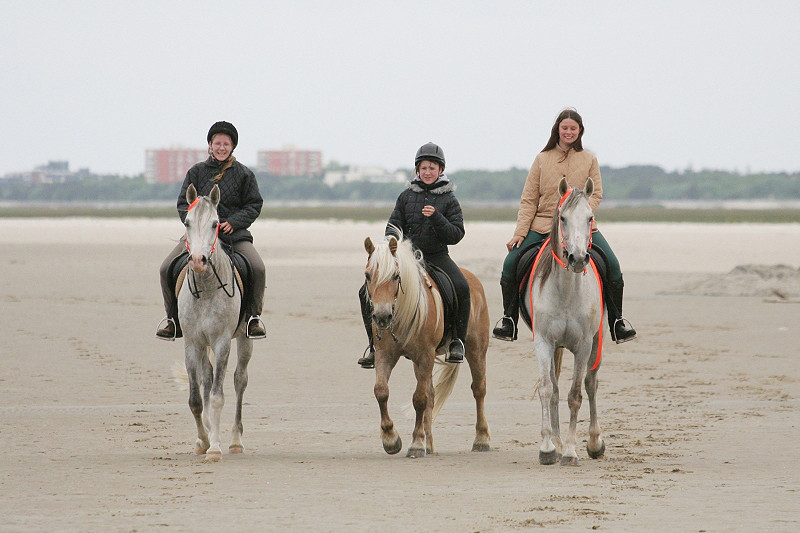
[1,166,798,202]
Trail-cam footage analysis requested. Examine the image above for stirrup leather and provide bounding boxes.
[246,315,267,339]
[155,316,177,342]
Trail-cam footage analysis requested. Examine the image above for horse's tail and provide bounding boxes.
[170,348,215,390]
[431,359,460,422]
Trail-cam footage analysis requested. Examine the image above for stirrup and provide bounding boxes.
[612,317,637,344]
[246,315,267,339]
[358,346,375,369]
[155,316,176,342]
[445,338,465,363]
[492,316,517,341]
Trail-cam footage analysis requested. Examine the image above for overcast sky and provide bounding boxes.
[2,0,798,177]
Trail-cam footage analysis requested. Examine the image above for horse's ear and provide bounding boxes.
[585,178,594,196]
[388,237,398,256]
[186,183,197,205]
[558,178,568,196]
[364,237,374,256]
[210,184,220,207]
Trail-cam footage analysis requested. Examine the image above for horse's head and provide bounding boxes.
[364,236,400,330]
[184,183,221,274]
[554,178,595,273]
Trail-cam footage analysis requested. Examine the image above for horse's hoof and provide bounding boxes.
[203,451,222,463]
[406,447,426,458]
[539,449,561,465]
[560,455,579,466]
[383,436,402,455]
[472,442,491,452]
[587,440,605,459]
[195,441,210,455]
[229,444,244,454]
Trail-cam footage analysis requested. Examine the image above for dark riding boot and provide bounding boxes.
[605,277,637,343]
[492,279,518,341]
[357,284,375,369]
[446,338,465,363]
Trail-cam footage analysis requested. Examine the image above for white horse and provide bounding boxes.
[521,178,606,466]
[179,183,253,462]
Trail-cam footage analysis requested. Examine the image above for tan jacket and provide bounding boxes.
[514,146,603,236]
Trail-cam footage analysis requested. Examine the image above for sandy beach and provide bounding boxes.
[1,218,799,532]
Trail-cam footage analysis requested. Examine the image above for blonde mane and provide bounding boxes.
[367,234,437,347]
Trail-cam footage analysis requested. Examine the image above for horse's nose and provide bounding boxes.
[373,311,392,329]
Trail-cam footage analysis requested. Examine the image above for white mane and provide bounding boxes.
[367,234,432,347]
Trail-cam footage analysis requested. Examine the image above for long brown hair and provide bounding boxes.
[541,108,585,157]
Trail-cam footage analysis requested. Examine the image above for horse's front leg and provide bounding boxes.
[230,337,253,454]
[561,340,592,466]
[535,336,560,465]
[407,353,434,458]
[374,351,402,455]
[204,338,232,462]
[185,342,210,455]
[585,333,605,459]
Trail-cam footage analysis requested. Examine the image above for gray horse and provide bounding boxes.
[179,183,253,462]
[521,178,606,466]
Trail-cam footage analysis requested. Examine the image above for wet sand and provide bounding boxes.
[1,219,798,531]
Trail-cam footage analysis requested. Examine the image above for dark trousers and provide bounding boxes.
[159,237,266,318]
[426,253,470,342]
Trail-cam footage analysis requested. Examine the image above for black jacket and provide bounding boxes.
[386,177,464,257]
[177,157,263,244]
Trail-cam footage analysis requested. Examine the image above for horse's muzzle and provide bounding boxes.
[372,311,393,330]
[189,254,209,273]
[567,252,590,273]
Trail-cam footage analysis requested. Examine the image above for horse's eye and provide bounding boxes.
[184,221,190,228]
[392,273,400,281]
[365,273,371,282]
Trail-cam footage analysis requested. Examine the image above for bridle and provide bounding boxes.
[552,188,593,273]
[366,259,423,345]
[184,198,234,299]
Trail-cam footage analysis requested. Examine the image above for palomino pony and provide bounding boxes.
[363,233,490,457]
[179,183,253,462]
[521,178,606,466]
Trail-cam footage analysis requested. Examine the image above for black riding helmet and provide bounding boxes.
[207,121,238,148]
[415,142,445,171]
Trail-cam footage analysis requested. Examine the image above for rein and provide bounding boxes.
[185,198,232,299]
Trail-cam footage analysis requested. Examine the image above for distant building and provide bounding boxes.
[323,166,407,187]
[145,147,207,184]
[2,160,91,184]
[257,146,322,177]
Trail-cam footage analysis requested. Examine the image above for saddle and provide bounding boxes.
[424,263,459,350]
[515,241,609,330]
[167,246,253,337]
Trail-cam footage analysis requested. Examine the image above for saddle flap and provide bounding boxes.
[424,263,458,349]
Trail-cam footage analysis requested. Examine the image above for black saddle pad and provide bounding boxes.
[168,248,253,328]
[516,241,608,330]
[424,263,459,350]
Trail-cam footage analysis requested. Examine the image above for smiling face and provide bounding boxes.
[558,118,581,149]
[417,160,442,184]
[209,133,233,161]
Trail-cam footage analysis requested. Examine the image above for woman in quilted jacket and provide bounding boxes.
[156,121,266,341]
[357,142,469,368]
